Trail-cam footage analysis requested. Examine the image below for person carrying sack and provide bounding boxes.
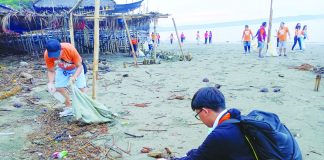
[44,39,87,117]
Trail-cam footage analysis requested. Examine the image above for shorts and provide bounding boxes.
[55,67,87,88]
[258,41,265,49]
[278,41,287,48]
[243,41,251,47]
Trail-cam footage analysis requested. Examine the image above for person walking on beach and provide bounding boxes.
[131,36,139,56]
[301,25,308,49]
[196,31,201,45]
[151,32,156,43]
[172,87,254,159]
[180,32,185,45]
[291,23,302,51]
[208,31,212,44]
[277,22,290,56]
[44,39,87,117]
[157,33,161,45]
[170,33,174,45]
[241,25,253,54]
[255,22,267,58]
[204,31,209,44]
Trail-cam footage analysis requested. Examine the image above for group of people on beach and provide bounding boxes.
[242,22,308,58]
[195,31,213,45]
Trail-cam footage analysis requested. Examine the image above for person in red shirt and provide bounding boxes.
[254,22,267,58]
[130,36,138,56]
[44,39,87,116]
[204,31,209,44]
[241,25,253,54]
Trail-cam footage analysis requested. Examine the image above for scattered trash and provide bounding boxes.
[273,88,281,92]
[0,86,22,100]
[147,151,163,158]
[53,130,72,142]
[19,61,29,67]
[20,72,33,80]
[128,102,151,107]
[141,147,152,153]
[13,102,23,108]
[278,74,284,77]
[167,95,185,100]
[260,88,269,92]
[215,84,221,89]
[291,63,314,71]
[52,151,68,159]
[202,78,209,82]
[124,132,144,138]
[122,74,129,77]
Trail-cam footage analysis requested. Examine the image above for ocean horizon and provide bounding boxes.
[155,16,324,43]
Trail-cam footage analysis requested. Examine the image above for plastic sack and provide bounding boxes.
[71,84,115,123]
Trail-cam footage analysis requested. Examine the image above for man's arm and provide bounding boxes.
[71,62,82,82]
[47,68,55,83]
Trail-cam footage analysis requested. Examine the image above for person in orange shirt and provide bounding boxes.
[241,25,253,54]
[277,22,290,56]
[151,32,156,43]
[44,39,87,116]
[130,36,138,56]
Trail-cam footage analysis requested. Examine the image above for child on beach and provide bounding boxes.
[277,22,290,56]
[209,31,212,44]
[180,32,185,44]
[204,31,208,44]
[255,22,267,58]
[196,31,200,45]
[241,25,253,54]
[170,33,174,45]
[291,23,303,51]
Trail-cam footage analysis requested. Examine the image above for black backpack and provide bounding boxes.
[225,110,302,160]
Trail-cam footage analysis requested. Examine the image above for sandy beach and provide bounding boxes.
[0,42,323,159]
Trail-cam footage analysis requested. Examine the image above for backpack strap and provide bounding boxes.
[223,119,259,160]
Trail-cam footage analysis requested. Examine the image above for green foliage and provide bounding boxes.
[0,0,33,9]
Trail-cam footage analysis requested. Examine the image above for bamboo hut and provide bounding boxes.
[0,0,168,56]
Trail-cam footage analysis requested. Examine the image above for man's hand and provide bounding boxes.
[47,82,56,93]
[70,75,76,84]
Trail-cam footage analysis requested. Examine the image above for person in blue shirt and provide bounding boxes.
[173,87,254,160]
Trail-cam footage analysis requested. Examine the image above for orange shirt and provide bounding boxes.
[243,29,253,41]
[44,43,82,70]
[277,27,289,41]
[131,39,138,45]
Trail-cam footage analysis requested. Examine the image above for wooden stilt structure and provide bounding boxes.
[69,13,75,46]
[267,0,273,51]
[92,0,100,99]
[123,14,138,66]
[172,18,185,59]
[153,18,157,60]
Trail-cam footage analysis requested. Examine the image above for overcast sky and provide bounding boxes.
[116,0,324,26]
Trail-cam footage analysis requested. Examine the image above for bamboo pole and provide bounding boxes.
[92,0,100,99]
[69,13,75,46]
[172,18,185,59]
[122,14,138,66]
[267,0,273,50]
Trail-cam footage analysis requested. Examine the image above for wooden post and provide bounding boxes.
[123,14,138,66]
[92,0,100,99]
[315,74,321,91]
[267,0,273,50]
[69,13,75,46]
[153,18,157,60]
[172,18,185,59]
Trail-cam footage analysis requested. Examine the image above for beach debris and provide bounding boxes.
[54,130,72,142]
[52,151,68,159]
[128,102,151,107]
[19,61,29,67]
[215,84,221,89]
[0,132,15,136]
[138,129,167,132]
[291,63,314,71]
[310,150,322,156]
[148,151,163,158]
[0,86,22,100]
[202,78,209,82]
[273,88,281,92]
[313,67,324,74]
[260,88,269,92]
[141,147,152,153]
[13,102,23,108]
[124,132,144,138]
[167,95,185,100]
[20,72,33,80]
[0,109,12,112]
[278,74,284,78]
[154,115,166,119]
[122,74,129,77]
[314,74,321,91]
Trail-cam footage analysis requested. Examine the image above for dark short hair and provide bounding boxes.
[262,22,267,26]
[191,87,226,112]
